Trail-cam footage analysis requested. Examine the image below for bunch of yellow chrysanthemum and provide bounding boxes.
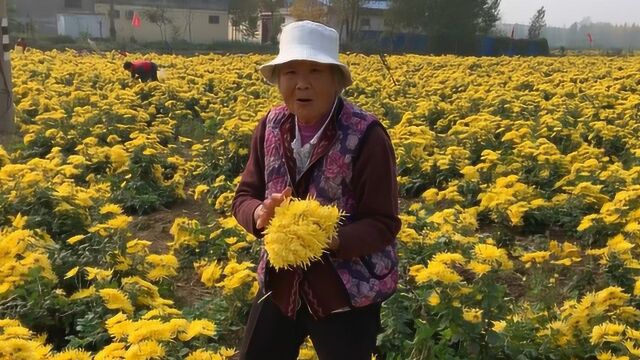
[264,198,342,269]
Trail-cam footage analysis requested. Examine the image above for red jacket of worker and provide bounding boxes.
[131,60,154,72]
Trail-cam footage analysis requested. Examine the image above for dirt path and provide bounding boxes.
[129,197,214,253]
[128,197,217,306]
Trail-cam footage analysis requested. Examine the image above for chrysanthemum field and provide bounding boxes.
[3,50,640,359]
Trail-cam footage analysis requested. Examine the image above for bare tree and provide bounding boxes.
[142,7,173,42]
[230,0,258,41]
[290,0,327,23]
[331,0,369,43]
[183,0,193,42]
[241,16,259,40]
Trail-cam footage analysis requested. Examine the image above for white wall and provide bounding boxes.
[57,14,109,38]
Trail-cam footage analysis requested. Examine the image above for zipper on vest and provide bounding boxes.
[293,271,302,316]
[300,280,319,321]
[305,299,317,320]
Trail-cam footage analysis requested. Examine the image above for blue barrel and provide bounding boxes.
[480,36,496,56]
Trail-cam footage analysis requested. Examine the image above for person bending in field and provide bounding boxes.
[123,60,158,82]
[15,38,27,53]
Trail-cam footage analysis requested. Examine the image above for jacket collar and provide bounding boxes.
[278,97,345,188]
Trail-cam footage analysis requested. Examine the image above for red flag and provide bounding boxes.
[510,25,515,39]
[132,12,141,28]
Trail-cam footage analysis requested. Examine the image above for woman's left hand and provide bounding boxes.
[254,187,292,230]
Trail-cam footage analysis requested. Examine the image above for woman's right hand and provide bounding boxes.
[254,187,292,230]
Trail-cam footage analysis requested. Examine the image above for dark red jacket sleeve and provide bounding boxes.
[334,123,401,260]
[232,116,268,238]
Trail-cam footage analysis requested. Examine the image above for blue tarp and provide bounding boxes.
[352,31,548,56]
[480,37,496,56]
[358,30,428,53]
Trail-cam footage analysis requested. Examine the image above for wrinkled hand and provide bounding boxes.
[254,187,292,230]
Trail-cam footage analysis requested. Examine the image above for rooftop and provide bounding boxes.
[94,0,229,11]
[284,0,390,10]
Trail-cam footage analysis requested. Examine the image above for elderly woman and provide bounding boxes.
[232,21,400,360]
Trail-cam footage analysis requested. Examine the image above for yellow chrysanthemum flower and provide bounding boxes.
[99,288,134,314]
[196,260,223,288]
[193,184,209,200]
[85,267,113,282]
[126,239,152,254]
[94,342,127,360]
[264,198,342,269]
[66,234,86,245]
[64,266,79,279]
[463,307,483,324]
[100,203,123,215]
[178,319,216,341]
[69,286,97,300]
[185,349,225,360]
[124,340,165,359]
[49,349,93,360]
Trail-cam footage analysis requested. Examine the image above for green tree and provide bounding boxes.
[386,0,501,54]
[478,0,501,35]
[386,0,426,33]
[528,6,546,40]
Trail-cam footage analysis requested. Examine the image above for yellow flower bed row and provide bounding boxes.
[3,50,640,358]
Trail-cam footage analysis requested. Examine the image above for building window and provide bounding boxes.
[64,0,82,8]
[125,10,134,20]
[209,15,220,24]
[360,17,371,27]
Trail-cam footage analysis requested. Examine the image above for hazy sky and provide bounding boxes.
[500,0,640,27]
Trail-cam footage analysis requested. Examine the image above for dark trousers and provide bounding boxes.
[140,64,158,82]
[239,294,381,360]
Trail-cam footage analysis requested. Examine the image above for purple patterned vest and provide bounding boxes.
[257,99,398,308]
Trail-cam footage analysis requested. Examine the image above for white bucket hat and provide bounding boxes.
[259,21,353,88]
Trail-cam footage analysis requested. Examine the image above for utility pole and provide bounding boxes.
[109,0,116,40]
[0,0,15,140]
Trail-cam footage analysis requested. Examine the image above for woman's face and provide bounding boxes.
[277,60,340,125]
